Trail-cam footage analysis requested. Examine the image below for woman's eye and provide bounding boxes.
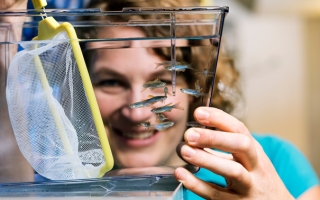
[100,79,121,87]
[161,79,172,85]
[96,79,127,94]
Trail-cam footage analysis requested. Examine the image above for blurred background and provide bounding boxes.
[210,0,320,176]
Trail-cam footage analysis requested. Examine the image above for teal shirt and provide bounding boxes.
[185,134,320,200]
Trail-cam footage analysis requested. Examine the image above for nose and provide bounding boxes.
[121,86,154,123]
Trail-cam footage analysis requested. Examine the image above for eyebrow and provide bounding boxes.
[85,41,131,50]
[90,67,123,80]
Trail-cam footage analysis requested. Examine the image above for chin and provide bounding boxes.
[115,157,160,169]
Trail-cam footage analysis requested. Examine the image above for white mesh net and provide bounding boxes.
[6,32,106,180]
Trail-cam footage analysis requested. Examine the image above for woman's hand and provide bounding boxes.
[174,107,294,200]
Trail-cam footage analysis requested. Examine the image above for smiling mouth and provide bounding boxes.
[113,128,157,139]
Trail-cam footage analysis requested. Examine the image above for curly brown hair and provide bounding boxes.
[80,0,241,115]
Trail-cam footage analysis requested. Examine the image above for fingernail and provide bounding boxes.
[196,108,209,121]
[186,130,199,143]
[182,145,196,158]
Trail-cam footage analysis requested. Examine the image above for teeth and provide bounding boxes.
[122,131,154,139]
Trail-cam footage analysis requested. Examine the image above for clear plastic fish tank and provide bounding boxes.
[0,5,228,199]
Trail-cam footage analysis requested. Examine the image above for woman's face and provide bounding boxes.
[88,27,190,168]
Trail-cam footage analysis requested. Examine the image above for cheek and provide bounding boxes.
[94,90,121,119]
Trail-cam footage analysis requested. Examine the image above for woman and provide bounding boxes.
[80,0,320,199]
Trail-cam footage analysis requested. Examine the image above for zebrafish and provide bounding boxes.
[141,78,166,92]
[151,102,184,113]
[147,95,167,104]
[152,122,174,130]
[156,113,168,122]
[139,121,151,130]
[155,61,181,68]
[139,121,174,131]
[157,63,195,72]
[180,80,208,98]
[186,121,205,128]
[130,95,167,108]
[195,68,214,77]
[180,88,209,98]
[130,100,153,108]
[164,87,172,96]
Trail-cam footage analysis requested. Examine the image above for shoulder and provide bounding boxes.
[253,133,311,167]
[252,133,320,198]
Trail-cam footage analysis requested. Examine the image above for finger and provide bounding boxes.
[194,107,251,136]
[185,128,252,151]
[184,128,257,169]
[178,144,252,193]
[174,167,237,200]
[203,148,234,160]
[176,142,234,164]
